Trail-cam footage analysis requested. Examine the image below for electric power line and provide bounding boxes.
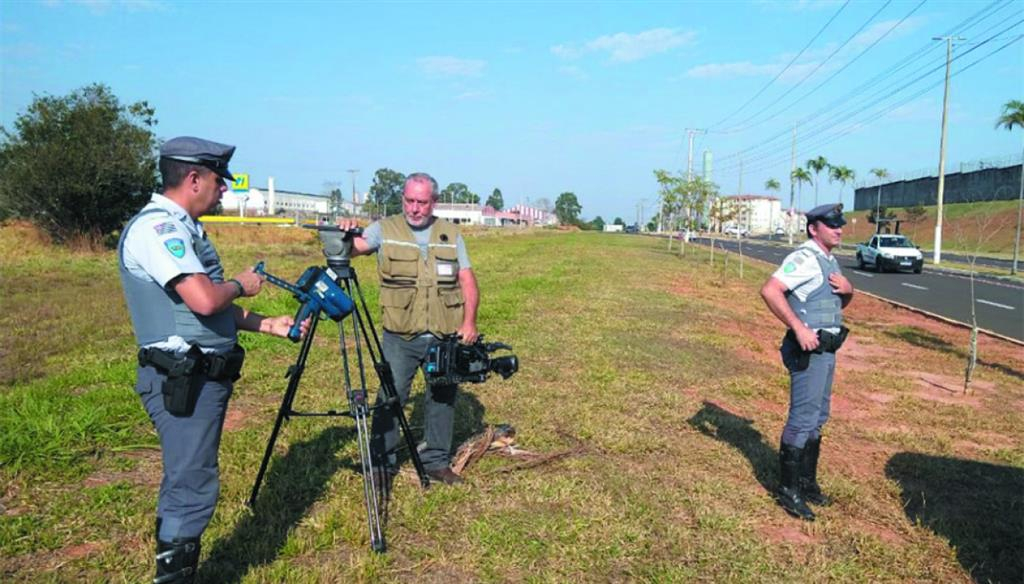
[715,33,1024,181]
[714,9,1022,168]
[714,0,1016,163]
[706,0,852,131]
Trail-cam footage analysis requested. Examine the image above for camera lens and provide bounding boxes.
[490,356,518,379]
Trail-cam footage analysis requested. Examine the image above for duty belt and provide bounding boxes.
[138,344,246,382]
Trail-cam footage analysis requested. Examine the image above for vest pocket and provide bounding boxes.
[382,245,420,279]
[380,286,417,333]
[439,288,464,307]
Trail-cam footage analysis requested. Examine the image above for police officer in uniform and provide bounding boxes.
[119,136,308,583]
[760,203,854,521]
[337,172,479,486]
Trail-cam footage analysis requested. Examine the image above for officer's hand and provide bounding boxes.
[233,268,264,297]
[457,323,479,345]
[795,325,820,352]
[335,218,360,232]
[261,315,311,339]
[829,273,853,295]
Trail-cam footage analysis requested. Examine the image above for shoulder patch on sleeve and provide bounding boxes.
[164,238,186,258]
[783,262,797,274]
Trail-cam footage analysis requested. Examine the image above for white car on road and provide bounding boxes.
[856,234,924,273]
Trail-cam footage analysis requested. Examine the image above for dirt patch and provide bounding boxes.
[223,406,250,432]
[837,336,889,372]
[863,392,895,404]
[848,519,906,545]
[911,372,991,406]
[758,523,818,545]
[82,450,160,488]
[63,542,103,561]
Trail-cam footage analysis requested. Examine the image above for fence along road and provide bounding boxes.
[689,237,1024,342]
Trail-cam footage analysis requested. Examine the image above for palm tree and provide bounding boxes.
[829,165,855,201]
[870,167,889,227]
[996,99,1024,274]
[791,168,812,241]
[806,156,829,207]
[765,178,781,236]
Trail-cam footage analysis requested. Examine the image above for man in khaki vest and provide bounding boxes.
[338,172,479,485]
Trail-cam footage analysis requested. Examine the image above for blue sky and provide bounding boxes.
[2,0,1021,221]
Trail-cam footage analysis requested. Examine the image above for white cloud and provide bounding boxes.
[552,28,696,63]
[454,90,490,101]
[755,0,844,12]
[687,15,924,81]
[416,56,486,78]
[687,61,780,79]
[44,0,166,12]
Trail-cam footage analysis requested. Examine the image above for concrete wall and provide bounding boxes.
[854,164,1021,210]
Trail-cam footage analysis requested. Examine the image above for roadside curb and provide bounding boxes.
[680,236,1023,346]
[855,290,1024,347]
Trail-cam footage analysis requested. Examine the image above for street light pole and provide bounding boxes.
[932,35,963,265]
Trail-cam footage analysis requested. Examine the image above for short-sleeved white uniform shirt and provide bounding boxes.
[771,239,841,332]
[121,194,214,353]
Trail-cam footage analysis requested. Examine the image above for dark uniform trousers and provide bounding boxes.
[780,335,835,448]
[371,331,458,472]
[135,365,232,540]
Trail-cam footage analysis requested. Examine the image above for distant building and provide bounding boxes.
[717,195,784,235]
[507,204,556,226]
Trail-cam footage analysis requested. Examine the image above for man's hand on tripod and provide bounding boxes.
[333,219,372,256]
[260,315,312,339]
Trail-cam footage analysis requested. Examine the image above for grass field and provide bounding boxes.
[1,224,1022,583]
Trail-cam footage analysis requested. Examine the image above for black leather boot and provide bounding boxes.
[777,443,816,521]
[800,436,832,506]
[153,519,200,584]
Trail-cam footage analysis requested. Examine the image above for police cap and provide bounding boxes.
[160,136,236,182]
[806,203,846,228]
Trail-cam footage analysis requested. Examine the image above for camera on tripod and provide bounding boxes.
[424,334,519,386]
[303,224,362,267]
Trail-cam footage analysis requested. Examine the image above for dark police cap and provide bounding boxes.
[806,203,846,228]
[160,136,235,181]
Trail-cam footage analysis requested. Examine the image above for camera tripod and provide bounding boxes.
[247,228,429,554]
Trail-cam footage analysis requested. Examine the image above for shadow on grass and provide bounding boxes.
[687,401,777,493]
[885,452,1024,584]
[885,327,1024,381]
[199,425,354,584]
[404,388,487,467]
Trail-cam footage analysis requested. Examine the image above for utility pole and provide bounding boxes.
[932,36,963,265]
[347,169,359,216]
[789,126,797,245]
[685,128,706,233]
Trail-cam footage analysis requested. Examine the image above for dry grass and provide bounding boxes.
[1,224,1021,583]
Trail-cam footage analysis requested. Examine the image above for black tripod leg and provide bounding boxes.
[336,295,386,552]
[375,363,431,489]
[248,315,321,508]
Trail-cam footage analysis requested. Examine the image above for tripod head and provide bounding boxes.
[303,224,364,269]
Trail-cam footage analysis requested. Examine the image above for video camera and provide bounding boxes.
[424,334,519,386]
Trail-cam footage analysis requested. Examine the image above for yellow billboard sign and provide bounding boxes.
[232,173,250,191]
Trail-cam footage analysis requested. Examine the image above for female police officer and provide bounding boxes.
[119,136,307,583]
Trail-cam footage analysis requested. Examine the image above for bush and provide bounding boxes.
[0,84,159,243]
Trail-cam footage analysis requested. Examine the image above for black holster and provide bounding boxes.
[786,326,849,372]
[138,345,245,417]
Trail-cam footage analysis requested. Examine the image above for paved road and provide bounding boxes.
[749,234,1014,270]
[692,237,1024,341]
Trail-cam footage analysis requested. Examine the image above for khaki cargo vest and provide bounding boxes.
[378,216,464,337]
